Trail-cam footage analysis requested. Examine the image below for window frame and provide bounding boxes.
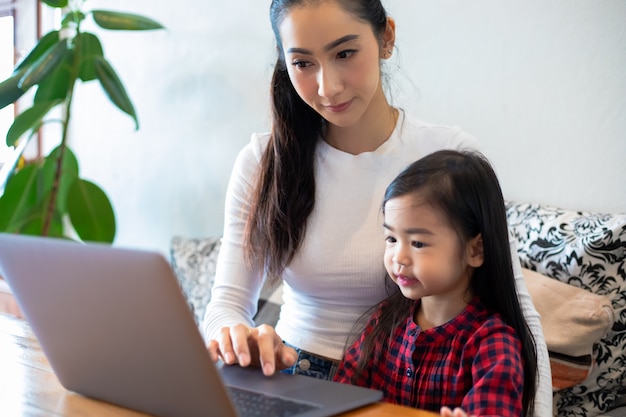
[0,0,47,191]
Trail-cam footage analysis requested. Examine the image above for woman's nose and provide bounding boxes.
[317,67,342,98]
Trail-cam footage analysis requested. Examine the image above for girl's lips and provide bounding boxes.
[325,99,352,113]
[396,275,418,287]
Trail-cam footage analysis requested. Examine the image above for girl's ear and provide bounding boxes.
[466,234,484,268]
[381,16,396,59]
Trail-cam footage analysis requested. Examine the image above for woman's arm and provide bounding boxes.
[509,233,553,417]
[202,135,297,375]
[202,140,262,340]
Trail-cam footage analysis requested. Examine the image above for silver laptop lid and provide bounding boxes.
[0,233,237,417]
[0,233,383,417]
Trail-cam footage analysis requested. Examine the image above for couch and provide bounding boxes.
[170,200,626,417]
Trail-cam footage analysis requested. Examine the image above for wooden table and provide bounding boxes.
[0,313,436,417]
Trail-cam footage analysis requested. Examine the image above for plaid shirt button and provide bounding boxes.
[406,368,413,377]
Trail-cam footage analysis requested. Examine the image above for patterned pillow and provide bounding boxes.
[170,236,222,326]
[170,236,283,329]
[506,201,626,417]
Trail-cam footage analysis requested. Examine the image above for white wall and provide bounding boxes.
[67,0,626,255]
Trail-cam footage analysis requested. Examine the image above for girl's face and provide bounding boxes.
[383,194,482,302]
[278,1,392,128]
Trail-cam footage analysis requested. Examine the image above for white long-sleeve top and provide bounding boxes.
[203,110,552,416]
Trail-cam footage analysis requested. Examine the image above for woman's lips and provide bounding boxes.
[325,99,352,113]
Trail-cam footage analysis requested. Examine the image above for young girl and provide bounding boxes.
[333,150,537,417]
[204,1,551,414]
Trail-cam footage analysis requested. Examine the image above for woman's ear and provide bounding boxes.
[466,234,484,268]
[381,16,396,59]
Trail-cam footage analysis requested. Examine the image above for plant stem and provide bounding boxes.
[41,33,80,236]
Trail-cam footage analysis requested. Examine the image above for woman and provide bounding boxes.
[204,1,552,415]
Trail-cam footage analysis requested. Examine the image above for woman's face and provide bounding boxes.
[278,2,390,128]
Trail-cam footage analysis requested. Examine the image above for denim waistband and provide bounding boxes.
[281,342,340,381]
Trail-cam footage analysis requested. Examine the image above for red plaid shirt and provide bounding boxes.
[334,297,524,417]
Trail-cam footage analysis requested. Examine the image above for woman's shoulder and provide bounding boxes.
[229,132,271,179]
[238,131,271,161]
[398,110,481,152]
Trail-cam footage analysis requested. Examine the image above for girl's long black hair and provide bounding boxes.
[244,0,390,281]
[353,149,537,416]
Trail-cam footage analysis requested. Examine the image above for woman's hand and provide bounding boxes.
[440,407,476,417]
[207,323,298,376]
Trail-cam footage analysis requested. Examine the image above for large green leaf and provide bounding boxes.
[18,40,69,91]
[91,10,164,31]
[67,179,116,243]
[6,100,62,147]
[34,51,73,103]
[41,0,69,8]
[0,69,27,110]
[14,31,60,73]
[15,185,65,238]
[94,57,138,129]
[0,164,40,233]
[75,32,104,82]
[19,210,65,238]
[42,146,80,213]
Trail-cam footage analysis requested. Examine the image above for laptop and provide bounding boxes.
[0,233,382,417]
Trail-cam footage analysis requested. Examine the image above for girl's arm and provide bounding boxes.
[461,322,524,417]
[334,310,381,386]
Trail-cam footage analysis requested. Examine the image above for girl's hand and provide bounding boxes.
[440,406,476,417]
[207,323,298,376]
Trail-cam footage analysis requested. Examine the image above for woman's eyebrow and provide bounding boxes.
[286,34,359,55]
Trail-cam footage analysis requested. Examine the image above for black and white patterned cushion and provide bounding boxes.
[506,201,626,417]
[170,236,282,329]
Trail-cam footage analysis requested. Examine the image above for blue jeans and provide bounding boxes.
[281,342,339,380]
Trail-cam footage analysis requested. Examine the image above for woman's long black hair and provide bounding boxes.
[353,150,537,416]
[244,0,390,281]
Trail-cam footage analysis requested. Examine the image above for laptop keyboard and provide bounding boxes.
[228,386,322,417]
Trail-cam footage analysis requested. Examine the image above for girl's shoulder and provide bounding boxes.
[467,302,520,345]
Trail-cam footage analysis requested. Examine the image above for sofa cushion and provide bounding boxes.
[506,201,626,417]
[170,236,282,329]
[523,268,613,390]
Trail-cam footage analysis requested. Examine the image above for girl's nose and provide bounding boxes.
[393,245,411,269]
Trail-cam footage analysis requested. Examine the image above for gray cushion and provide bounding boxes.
[170,236,282,329]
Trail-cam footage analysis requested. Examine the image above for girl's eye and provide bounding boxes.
[412,241,425,249]
[337,49,356,60]
[385,236,396,243]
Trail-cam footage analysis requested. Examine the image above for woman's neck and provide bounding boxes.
[324,93,398,155]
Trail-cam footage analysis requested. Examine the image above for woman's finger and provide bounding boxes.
[217,326,237,364]
[256,324,278,375]
[207,339,221,362]
[231,323,253,366]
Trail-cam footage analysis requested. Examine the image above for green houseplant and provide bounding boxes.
[0,0,164,243]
